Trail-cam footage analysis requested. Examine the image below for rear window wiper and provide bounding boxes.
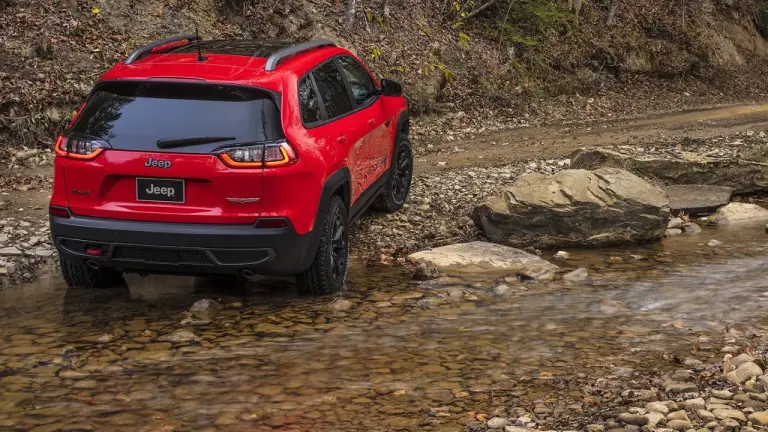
[156,136,236,149]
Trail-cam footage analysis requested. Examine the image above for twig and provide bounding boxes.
[453,0,497,24]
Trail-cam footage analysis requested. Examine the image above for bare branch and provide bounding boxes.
[345,0,357,28]
[454,0,497,24]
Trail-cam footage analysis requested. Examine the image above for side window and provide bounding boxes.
[312,60,353,120]
[298,75,321,124]
[337,56,377,107]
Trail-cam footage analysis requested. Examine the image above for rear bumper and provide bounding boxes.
[50,215,316,276]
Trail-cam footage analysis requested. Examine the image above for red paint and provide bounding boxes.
[49,43,408,235]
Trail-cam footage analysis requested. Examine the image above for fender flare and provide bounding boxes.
[296,167,351,272]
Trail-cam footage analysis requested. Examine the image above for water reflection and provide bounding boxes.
[0,225,767,430]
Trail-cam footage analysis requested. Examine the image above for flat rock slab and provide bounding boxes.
[570,148,768,194]
[408,241,559,281]
[665,185,732,214]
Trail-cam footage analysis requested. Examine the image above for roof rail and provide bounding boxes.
[125,34,200,65]
[264,40,337,72]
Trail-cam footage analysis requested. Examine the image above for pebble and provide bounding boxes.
[189,299,221,320]
[493,284,512,296]
[711,389,734,399]
[666,228,683,237]
[158,329,200,343]
[667,410,689,421]
[697,410,716,422]
[619,413,649,426]
[706,239,722,247]
[666,419,693,430]
[563,267,589,283]
[646,402,669,414]
[665,382,698,394]
[329,298,354,311]
[487,417,509,429]
[668,217,684,229]
[712,408,747,422]
[554,251,570,260]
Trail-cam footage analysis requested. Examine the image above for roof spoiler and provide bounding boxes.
[264,40,337,72]
[125,34,200,65]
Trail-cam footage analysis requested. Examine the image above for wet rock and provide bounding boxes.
[719,418,740,429]
[329,299,354,311]
[682,223,702,235]
[391,291,424,301]
[599,299,627,314]
[413,262,440,280]
[2,345,46,355]
[487,417,509,429]
[563,267,589,283]
[726,362,763,384]
[586,425,605,432]
[619,413,649,426]
[665,185,732,214]
[668,217,684,229]
[569,147,768,194]
[473,168,669,249]
[254,323,294,337]
[158,329,200,343]
[748,411,768,426]
[59,370,89,380]
[505,426,534,432]
[706,239,722,247]
[666,229,683,237]
[666,419,693,430]
[711,389,734,400]
[189,299,221,320]
[712,203,768,225]
[646,411,665,427]
[408,241,559,282]
[493,284,512,296]
[554,251,571,260]
[647,402,670,414]
[712,408,747,422]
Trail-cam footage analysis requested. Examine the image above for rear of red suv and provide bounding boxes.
[50,37,412,295]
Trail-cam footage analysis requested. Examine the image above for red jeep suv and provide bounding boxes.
[49,36,412,295]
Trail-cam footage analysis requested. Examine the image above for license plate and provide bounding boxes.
[136,178,185,203]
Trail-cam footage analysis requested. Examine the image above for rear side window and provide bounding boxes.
[298,76,321,124]
[337,56,377,107]
[70,81,283,152]
[312,61,353,120]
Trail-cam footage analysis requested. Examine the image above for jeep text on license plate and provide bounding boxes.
[136,178,185,203]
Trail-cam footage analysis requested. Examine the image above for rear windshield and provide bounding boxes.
[70,81,283,151]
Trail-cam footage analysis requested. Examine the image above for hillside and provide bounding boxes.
[2,0,768,156]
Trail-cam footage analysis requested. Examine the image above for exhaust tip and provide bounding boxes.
[240,269,255,279]
[86,260,100,269]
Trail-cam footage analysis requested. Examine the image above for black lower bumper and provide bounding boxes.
[50,215,316,277]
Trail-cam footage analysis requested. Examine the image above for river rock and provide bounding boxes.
[748,411,768,426]
[408,241,559,281]
[726,361,763,384]
[647,402,670,414]
[0,247,22,256]
[563,267,589,283]
[682,223,702,235]
[487,417,510,429]
[329,299,354,311]
[412,262,440,280]
[698,410,717,422]
[712,408,747,422]
[189,299,221,320]
[619,413,649,426]
[665,185,732,214]
[711,389,734,399]
[569,147,768,194]
[712,203,768,225]
[158,329,200,343]
[473,168,669,249]
[665,228,683,237]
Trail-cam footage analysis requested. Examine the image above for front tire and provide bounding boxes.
[373,138,413,213]
[60,257,124,289]
[296,195,349,296]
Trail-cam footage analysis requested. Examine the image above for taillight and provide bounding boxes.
[54,135,108,160]
[49,206,71,218]
[216,139,298,168]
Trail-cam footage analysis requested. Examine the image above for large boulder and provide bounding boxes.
[472,168,669,249]
[570,148,768,194]
[407,241,559,282]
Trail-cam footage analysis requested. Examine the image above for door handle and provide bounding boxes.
[368,119,376,127]
[337,135,348,144]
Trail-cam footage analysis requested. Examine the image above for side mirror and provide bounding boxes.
[380,78,403,97]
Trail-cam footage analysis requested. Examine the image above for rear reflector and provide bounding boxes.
[254,218,288,229]
[49,206,71,218]
[85,246,104,256]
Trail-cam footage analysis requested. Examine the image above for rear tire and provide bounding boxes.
[59,257,124,289]
[373,138,413,213]
[296,195,349,296]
